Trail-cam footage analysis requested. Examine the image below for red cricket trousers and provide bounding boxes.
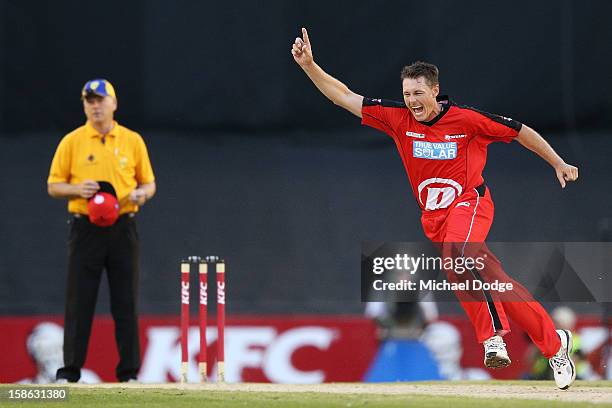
[421,186,561,358]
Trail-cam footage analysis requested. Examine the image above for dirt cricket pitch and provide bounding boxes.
[0,381,612,408]
[2,380,611,407]
[92,380,612,403]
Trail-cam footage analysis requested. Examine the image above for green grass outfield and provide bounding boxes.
[1,381,611,407]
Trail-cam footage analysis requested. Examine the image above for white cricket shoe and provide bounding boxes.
[483,335,511,369]
[549,329,576,390]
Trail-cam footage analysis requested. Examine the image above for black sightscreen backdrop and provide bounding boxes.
[1,0,612,133]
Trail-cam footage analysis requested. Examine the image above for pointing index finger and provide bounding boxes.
[302,27,310,46]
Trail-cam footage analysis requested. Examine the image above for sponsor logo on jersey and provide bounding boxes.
[406,131,426,139]
[455,201,470,208]
[444,134,466,140]
[418,178,463,211]
[413,141,457,160]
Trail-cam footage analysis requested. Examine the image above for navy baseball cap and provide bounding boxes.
[81,79,116,99]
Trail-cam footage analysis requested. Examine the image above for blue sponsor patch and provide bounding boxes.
[413,141,457,160]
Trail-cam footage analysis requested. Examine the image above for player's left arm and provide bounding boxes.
[515,125,578,188]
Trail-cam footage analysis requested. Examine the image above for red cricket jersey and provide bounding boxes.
[361,96,522,211]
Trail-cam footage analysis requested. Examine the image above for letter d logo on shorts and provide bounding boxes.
[418,178,463,210]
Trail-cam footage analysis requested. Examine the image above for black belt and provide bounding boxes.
[475,183,486,197]
[72,213,135,219]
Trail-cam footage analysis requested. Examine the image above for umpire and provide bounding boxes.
[47,79,156,383]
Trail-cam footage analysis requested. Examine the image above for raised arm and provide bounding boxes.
[291,28,364,118]
[515,125,579,188]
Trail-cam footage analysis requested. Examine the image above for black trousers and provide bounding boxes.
[56,214,141,382]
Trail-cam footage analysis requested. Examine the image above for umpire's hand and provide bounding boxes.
[76,180,100,198]
[129,188,147,205]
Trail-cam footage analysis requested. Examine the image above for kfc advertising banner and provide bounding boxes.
[1,316,377,383]
[1,315,608,383]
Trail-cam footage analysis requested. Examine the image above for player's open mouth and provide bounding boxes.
[411,105,424,115]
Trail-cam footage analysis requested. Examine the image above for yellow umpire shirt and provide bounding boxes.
[48,121,155,215]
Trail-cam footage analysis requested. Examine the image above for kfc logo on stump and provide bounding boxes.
[88,181,119,226]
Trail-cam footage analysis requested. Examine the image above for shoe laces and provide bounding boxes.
[484,336,506,351]
[549,350,568,372]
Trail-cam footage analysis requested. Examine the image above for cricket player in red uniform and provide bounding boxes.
[292,28,579,389]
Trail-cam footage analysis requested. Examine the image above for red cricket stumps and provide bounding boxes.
[179,256,226,383]
[180,261,190,384]
[198,261,208,382]
[216,261,226,382]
